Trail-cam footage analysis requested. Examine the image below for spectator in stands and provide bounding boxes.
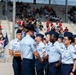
[0,21,2,30]
[51,24,55,31]
[38,22,43,31]
[9,4,13,12]
[17,19,21,25]
[46,20,49,28]
[64,27,69,32]
[2,5,5,15]
[54,21,59,29]
[61,8,65,14]
[0,25,2,30]
[18,25,24,31]
[47,26,50,32]
[56,29,60,34]
[50,23,53,27]
[22,20,26,27]
[15,20,18,29]
[59,30,64,37]
[0,33,5,48]
[68,6,76,23]
[49,21,53,27]
[59,21,62,27]
[36,17,40,22]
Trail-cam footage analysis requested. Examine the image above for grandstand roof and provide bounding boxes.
[11,0,76,6]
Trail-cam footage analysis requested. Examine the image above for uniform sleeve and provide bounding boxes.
[42,44,46,52]
[31,40,36,52]
[46,47,50,55]
[70,46,76,59]
[19,41,24,52]
[55,44,63,54]
[17,42,21,51]
[9,41,13,50]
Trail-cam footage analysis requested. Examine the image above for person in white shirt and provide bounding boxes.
[35,33,45,75]
[56,32,76,75]
[20,24,43,75]
[9,29,22,75]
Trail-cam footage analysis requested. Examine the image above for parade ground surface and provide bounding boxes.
[0,62,14,75]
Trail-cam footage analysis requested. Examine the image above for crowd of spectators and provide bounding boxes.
[7,1,69,38]
[44,20,69,36]
[68,6,76,23]
[9,1,69,38]
[8,1,62,21]
[15,17,69,38]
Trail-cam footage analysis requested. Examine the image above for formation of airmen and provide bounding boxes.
[9,23,76,75]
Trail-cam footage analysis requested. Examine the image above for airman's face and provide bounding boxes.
[35,36,41,43]
[43,40,47,45]
[74,38,76,44]
[29,30,34,36]
[58,38,62,43]
[16,33,22,40]
[63,37,71,45]
[46,34,51,42]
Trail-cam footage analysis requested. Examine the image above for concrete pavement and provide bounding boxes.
[0,62,14,75]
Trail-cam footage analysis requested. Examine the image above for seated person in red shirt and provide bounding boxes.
[0,25,2,30]
[0,21,2,30]
[59,22,62,27]
[46,21,49,28]
[64,27,69,32]
[17,19,21,25]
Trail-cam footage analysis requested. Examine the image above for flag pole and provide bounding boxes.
[13,0,16,39]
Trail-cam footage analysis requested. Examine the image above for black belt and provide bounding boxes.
[49,61,59,65]
[62,64,73,66]
[23,58,33,61]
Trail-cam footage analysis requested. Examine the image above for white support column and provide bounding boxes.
[13,0,16,39]
[65,0,68,23]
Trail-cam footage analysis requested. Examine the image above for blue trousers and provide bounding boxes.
[75,70,76,75]
[49,61,60,75]
[12,57,21,75]
[21,58,34,75]
[36,59,44,75]
[61,64,73,75]
[44,60,49,75]
[33,56,36,75]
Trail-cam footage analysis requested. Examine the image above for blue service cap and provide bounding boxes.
[24,24,36,31]
[45,31,50,35]
[58,36,64,39]
[45,31,55,35]
[16,29,22,33]
[51,31,59,37]
[73,35,76,38]
[36,33,44,38]
[64,32,73,38]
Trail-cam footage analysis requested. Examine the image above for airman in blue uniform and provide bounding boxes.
[47,31,61,75]
[9,29,22,75]
[35,33,45,75]
[56,32,76,75]
[43,31,53,75]
[20,24,43,75]
[73,34,76,75]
